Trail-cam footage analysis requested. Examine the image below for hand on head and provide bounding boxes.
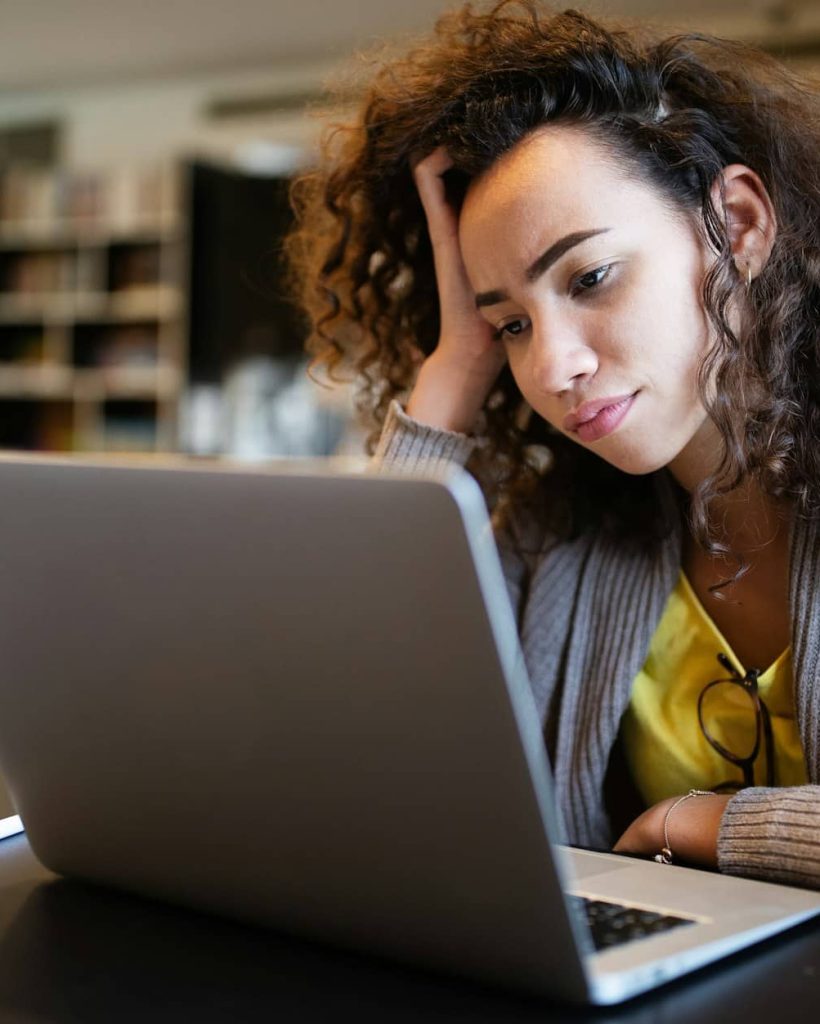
[407,148,507,434]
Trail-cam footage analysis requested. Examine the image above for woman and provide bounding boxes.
[287,1,820,888]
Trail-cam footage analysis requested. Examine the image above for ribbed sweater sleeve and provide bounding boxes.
[718,785,820,889]
[373,399,477,470]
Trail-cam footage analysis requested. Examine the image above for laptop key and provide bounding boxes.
[568,896,694,952]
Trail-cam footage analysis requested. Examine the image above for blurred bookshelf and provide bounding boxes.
[0,164,187,452]
[0,157,353,460]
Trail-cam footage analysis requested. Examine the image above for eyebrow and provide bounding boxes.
[474,227,612,309]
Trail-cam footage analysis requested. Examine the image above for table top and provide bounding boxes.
[0,832,817,1023]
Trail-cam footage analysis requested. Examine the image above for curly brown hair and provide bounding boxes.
[286,1,820,556]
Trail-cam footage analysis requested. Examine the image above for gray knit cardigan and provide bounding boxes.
[375,400,820,890]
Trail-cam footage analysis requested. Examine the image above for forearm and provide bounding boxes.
[614,786,820,889]
[613,793,732,869]
[406,350,500,435]
[718,785,820,890]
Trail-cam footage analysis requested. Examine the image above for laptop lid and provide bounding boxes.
[0,454,591,1001]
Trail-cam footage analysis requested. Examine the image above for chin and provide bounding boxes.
[595,443,675,477]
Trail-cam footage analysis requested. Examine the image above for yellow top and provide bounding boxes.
[621,571,808,806]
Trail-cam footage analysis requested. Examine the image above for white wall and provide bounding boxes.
[0,58,345,169]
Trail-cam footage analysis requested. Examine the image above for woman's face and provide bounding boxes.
[458,126,719,480]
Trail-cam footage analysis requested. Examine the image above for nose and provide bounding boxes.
[527,317,599,396]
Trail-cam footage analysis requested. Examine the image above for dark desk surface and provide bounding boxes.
[0,833,817,1023]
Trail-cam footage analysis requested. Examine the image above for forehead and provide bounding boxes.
[458,126,667,273]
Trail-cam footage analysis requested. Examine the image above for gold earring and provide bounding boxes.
[735,257,753,289]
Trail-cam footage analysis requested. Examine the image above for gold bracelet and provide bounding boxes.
[654,789,716,865]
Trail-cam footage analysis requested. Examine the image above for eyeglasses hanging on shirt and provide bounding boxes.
[697,652,775,791]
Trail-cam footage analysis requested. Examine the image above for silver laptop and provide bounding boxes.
[0,452,816,1005]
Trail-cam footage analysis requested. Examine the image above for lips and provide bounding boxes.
[563,392,638,443]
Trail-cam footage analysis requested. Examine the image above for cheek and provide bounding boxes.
[503,348,561,429]
[616,280,712,393]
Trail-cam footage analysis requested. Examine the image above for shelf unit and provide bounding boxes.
[0,166,188,452]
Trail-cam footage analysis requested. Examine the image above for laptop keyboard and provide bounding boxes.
[568,895,695,952]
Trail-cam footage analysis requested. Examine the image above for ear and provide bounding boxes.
[711,165,777,283]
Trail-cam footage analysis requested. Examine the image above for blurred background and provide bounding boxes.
[0,0,817,462]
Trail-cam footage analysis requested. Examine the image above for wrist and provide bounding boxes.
[407,350,500,434]
[655,792,732,868]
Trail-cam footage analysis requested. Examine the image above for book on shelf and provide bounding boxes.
[0,249,75,294]
[0,163,180,232]
[95,325,158,368]
[108,242,162,291]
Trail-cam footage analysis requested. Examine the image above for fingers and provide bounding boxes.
[412,147,458,245]
[411,146,453,179]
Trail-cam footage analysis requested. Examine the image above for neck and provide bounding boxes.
[668,421,789,555]
[666,417,720,495]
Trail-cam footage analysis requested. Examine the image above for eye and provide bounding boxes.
[571,263,613,297]
[492,317,531,342]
